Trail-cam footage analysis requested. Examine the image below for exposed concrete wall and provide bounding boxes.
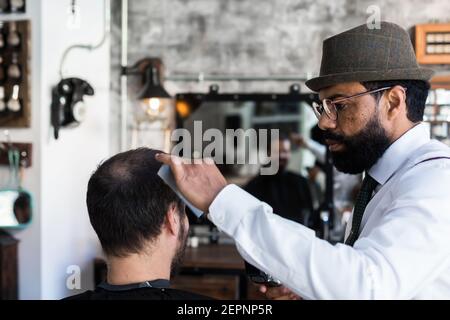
[110,0,450,151]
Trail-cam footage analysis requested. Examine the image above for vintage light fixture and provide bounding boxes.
[123,57,171,119]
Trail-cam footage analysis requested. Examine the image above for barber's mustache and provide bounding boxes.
[322,131,346,143]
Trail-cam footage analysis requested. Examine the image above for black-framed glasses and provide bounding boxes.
[312,86,394,121]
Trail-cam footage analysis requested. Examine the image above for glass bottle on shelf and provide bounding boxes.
[0,0,9,13]
[0,54,5,113]
[0,55,4,83]
[317,149,335,241]
[7,84,21,112]
[10,0,25,13]
[7,21,21,48]
[0,23,5,51]
[209,225,219,244]
[7,52,21,81]
[0,86,6,112]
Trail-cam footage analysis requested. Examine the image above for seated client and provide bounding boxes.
[65,148,210,300]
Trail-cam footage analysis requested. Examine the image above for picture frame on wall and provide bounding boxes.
[415,23,450,65]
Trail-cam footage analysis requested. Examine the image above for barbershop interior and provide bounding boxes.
[0,0,450,300]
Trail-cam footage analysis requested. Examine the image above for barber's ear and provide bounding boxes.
[385,86,406,120]
[165,203,180,236]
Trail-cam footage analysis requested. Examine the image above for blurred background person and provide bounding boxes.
[244,133,314,226]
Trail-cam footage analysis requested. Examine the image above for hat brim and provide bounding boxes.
[305,68,435,92]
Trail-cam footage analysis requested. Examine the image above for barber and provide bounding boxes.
[156,22,450,299]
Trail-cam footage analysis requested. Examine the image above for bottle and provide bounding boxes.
[10,0,25,13]
[0,86,6,112]
[0,54,4,83]
[316,149,335,241]
[209,225,219,244]
[0,0,9,13]
[7,84,21,112]
[7,21,21,48]
[320,210,330,241]
[0,22,5,51]
[7,52,21,81]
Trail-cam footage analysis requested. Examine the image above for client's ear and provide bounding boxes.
[165,203,180,236]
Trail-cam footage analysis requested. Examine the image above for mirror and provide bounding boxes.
[0,189,32,228]
[175,92,319,227]
[175,92,317,185]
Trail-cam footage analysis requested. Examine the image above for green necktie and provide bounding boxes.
[345,174,379,246]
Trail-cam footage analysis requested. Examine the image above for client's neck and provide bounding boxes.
[106,244,172,285]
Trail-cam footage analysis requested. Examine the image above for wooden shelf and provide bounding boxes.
[431,74,450,90]
[0,20,31,128]
[0,141,32,167]
[415,24,450,65]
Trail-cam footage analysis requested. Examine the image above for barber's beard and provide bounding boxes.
[170,218,188,277]
[324,114,391,174]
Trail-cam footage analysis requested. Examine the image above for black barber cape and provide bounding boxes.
[63,279,212,300]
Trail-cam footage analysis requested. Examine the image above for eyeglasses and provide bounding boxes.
[312,86,393,121]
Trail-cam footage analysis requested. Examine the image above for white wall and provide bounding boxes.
[38,0,110,299]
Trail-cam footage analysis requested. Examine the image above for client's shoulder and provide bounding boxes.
[62,290,96,300]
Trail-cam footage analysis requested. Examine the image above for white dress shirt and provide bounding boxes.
[208,123,450,299]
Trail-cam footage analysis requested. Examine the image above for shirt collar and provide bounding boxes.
[98,279,171,291]
[368,122,430,185]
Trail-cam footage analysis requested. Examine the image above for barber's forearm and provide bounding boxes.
[206,185,319,298]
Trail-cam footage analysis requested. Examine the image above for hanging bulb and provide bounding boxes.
[142,98,165,118]
[67,0,82,30]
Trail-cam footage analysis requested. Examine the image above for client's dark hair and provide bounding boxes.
[86,148,183,257]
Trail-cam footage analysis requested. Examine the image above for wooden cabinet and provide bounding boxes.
[171,274,239,300]
[0,231,19,300]
[172,244,267,300]
[171,274,266,300]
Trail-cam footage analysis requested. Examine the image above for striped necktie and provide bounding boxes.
[345,174,379,246]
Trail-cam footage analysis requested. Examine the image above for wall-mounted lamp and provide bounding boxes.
[122,57,171,119]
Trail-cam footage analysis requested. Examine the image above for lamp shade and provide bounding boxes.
[137,65,171,100]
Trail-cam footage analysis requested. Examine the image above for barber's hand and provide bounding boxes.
[290,133,306,148]
[155,153,227,212]
[259,285,302,300]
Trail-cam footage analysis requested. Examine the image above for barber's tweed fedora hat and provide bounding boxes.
[305,21,434,92]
